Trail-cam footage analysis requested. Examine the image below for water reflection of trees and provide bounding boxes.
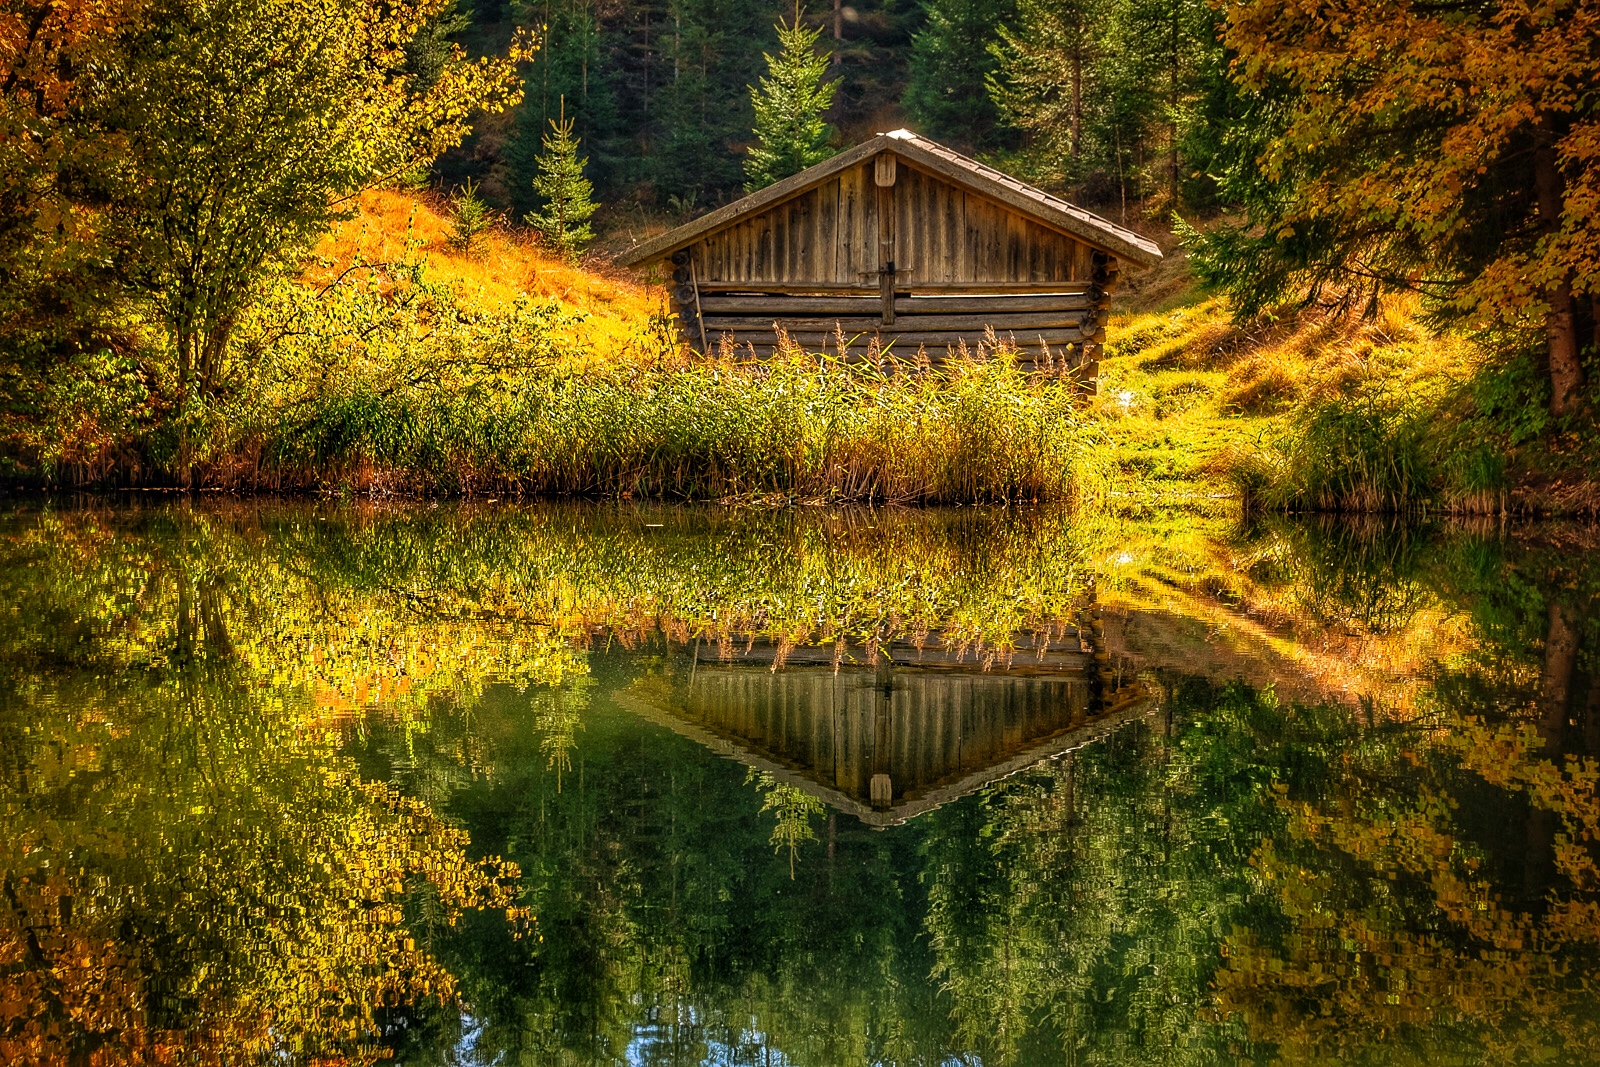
[386,523,1600,1066]
[4,504,1599,1065]
[0,507,540,1064]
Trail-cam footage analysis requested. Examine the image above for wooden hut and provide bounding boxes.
[618,129,1163,386]
[609,620,1150,826]
[615,662,1152,827]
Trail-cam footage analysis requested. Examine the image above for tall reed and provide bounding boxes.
[246,351,1088,503]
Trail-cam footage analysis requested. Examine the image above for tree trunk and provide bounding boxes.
[1541,600,1577,749]
[175,326,195,489]
[1070,47,1082,162]
[1169,5,1180,206]
[833,0,842,62]
[1534,137,1585,416]
[1528,599,1578,902]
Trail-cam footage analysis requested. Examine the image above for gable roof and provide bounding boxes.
[617,130,1163,270]
[614,681,1156,828]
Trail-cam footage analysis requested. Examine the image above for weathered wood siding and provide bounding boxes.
[693,161,1095,288]
[675,667,1095,810]
[671,156,1119,381]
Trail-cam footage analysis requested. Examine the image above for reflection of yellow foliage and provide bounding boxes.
[1215,710,1600,1064]
[1092,517,1476,712]
[0,682,528,1065]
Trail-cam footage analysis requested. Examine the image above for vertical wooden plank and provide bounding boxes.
[896,166,920,286]
[1075,238,1095,283]
[1001,212,1022,281]
[712,231,729,281]
[937,175,962,283]
[1028,222,1053,282]
[815,177,838,283]
[837,164,860,281]
[699,233,719,281]
[962,194,979,282]
[769,204,788,285]
[955,191,973,282]
[861,164,879,285]
[928,175,950,283]
[790,189,814,281]
[878,179,895,323]
[966,196,1000,283]
[757,212,775,283]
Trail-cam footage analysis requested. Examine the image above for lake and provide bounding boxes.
[3,502,1597,1065]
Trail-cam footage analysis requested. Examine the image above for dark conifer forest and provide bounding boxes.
[448,0,1224,220]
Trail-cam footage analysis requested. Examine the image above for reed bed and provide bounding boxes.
[245,350,1088,503]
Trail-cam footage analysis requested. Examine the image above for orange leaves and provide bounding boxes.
[1222,0,1600,338]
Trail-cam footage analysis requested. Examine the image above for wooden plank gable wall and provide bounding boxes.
[665,156,1120,383]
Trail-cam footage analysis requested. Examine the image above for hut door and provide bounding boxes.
[875,153,897,325]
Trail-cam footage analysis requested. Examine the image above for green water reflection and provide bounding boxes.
[2,504,1598,1065]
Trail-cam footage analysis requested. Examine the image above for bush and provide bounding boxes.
[1230,389,1434,512]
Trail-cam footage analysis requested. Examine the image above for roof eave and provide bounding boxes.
[615,131,1163,270]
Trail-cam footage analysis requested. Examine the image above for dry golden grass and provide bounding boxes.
[307,188,661,361]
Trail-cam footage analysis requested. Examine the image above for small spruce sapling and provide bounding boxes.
[524,100,598,263]
[449,178,495,253]
[744,8,839,192]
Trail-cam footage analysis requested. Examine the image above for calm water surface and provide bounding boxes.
[3,503,1599,1065]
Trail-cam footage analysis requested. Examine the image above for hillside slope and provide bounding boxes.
[306,189,659,360]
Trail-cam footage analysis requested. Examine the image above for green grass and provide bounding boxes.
[241,350,1091,504]
[1089,275,1599,516]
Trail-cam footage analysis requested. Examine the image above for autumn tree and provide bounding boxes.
[744,10,838,192]
[86,0,524,472]
[0,1,143,340]
[1191,0,1600,417]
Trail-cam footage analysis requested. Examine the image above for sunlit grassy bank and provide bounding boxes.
[1096,256,1600,516]
[8,191,1595,512]
[10,191,1088,504]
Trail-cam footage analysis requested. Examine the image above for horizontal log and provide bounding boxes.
[694,281,1097,295]
[726,345,1098,371]
[701,311,1089,332]
[704,328,1095,347]
[698,295,880,314]
[697,293,1097,315]
[897,293,1095,313]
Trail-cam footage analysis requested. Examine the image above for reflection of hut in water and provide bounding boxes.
[614,630,1150,826]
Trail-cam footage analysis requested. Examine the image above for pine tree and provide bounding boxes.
[743,9,839,193]
[988,0,1106,187]
[504,0,621,219]
[450,178,496,253]
[523,100,598,263]
[905,0,1014,151]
